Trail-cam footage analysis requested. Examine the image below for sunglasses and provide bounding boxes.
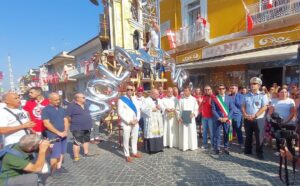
[204,89,211,91]
[219,88,225,90]
[127,89,133,91]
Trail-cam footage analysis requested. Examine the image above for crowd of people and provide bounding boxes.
[1,77,300,185]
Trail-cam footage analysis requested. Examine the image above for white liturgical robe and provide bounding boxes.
[162,96,179,148]
[179,95,199,151]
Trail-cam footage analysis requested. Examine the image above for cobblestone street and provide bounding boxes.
[45,130,300,186]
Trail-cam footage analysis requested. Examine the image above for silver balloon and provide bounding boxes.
[85,45,189,120]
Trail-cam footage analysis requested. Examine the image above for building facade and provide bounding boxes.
[46,52,77,101]
[160,0,300,89]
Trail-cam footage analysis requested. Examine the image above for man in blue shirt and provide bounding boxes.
[229,84,244,150]
[66,93,93,162]
[42,92,69,175]
[242,77,268,160]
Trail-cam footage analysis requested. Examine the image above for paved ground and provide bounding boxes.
[44,128,300,186]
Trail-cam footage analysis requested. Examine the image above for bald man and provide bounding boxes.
[0,92,35,146]
[141,89,164,153]
[42,92,69,175]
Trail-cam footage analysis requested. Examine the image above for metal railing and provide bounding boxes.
[175,23,210,47]
[247,0,300,25]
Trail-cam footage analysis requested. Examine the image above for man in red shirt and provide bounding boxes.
[23,87,49,136]
[199,85,215,150]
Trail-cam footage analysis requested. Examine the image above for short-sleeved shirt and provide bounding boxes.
[42,105,66,139]
[0,108,30,146]
[243,91,268,119]
[0,145,32,183]
[272,98,295,125]
[66,102,92,131]
[23,99,49,132]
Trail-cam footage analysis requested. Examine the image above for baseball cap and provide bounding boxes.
[250,77,262,85]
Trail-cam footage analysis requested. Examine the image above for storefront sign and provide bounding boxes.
[176,48,202,63]
[202,38,254,59]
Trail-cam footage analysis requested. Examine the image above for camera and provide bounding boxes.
[270,112,298,141]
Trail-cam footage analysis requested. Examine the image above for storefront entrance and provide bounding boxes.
[261,67,282,88]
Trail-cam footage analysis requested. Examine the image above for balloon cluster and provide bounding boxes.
[85,47,188,120]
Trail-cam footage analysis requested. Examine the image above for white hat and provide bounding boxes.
[250,77,262,85]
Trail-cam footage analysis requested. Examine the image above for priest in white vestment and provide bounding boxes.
[141,89,164,153]
[162,87,179,148]
[178,87,199,151]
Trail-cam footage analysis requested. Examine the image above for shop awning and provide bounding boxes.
[178,44,299,70]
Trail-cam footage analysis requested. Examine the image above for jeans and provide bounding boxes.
[201,117,215,147]
[214,121,230,150]
[232,115,243,145]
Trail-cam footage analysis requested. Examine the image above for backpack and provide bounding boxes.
[0,144,25,173]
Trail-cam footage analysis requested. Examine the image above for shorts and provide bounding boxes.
[72,130,91,146]
[50,137,67,159]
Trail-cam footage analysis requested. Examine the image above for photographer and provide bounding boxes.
[267,87,296,155]
[0,134,50,186]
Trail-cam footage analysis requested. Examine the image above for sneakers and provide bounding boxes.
[83,153,95,158]
[57,167,69,174]
[223,149,230,155]
[73,157,80,163]
[201,146,208,150]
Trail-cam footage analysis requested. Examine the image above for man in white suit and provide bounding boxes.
[118,85,142,162]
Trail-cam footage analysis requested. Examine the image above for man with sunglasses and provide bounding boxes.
[242,77,268,160]
[212,85,233,155]
[66,93,93,162]
[118,85,142,162]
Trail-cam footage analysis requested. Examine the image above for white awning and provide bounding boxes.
[178,44,299,69]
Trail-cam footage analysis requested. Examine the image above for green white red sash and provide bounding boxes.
[213,95,231,125]
[213,95,233,141]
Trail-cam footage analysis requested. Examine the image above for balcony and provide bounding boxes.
[175,23,210,52]
[68,66,85,79]
[247,0,300,33]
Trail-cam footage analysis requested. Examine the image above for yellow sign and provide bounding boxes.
[176,48,202,64]
[254,29,300,48]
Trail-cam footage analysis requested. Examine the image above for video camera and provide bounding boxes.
[270,112,298,186]
[270,112,298,142]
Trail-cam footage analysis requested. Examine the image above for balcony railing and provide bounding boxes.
[175,23,210,47]
[248,0,300,25]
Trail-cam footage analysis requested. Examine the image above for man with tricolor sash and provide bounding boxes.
[212,85,234,155]
[118,85,142,162]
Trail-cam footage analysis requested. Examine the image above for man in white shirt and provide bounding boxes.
[118,85,142,162]
[0,92,35,146]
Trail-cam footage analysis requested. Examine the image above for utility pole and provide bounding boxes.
[8,55,15,92]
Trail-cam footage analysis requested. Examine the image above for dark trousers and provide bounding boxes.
[214,121,229,150]
[244,118,265,155]
[232,115,243,145]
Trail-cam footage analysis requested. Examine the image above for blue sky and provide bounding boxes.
[0,0,103,91]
